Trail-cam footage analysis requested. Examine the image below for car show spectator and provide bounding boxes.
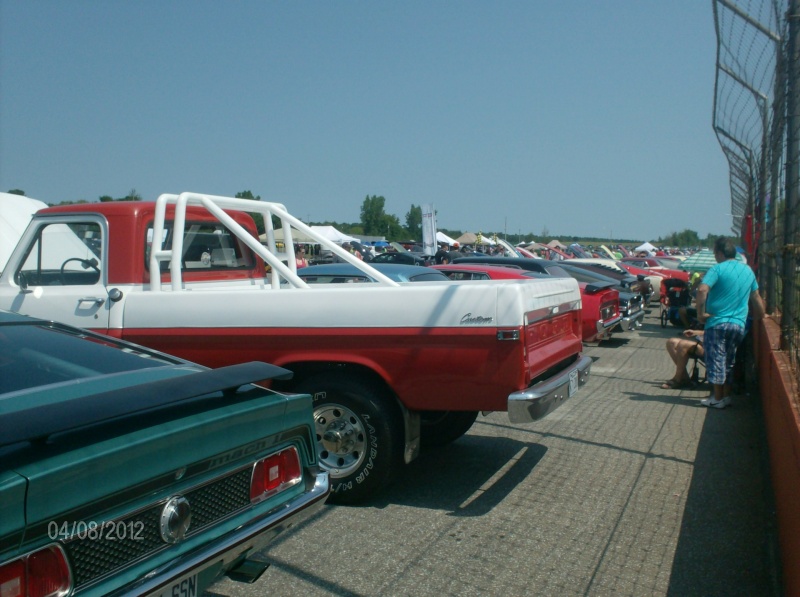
[350,243,364,260]
[295,245,308,269]
[661,329,705,389]
[335,242,363,262]
[351,240,371,260]
[435,243,451,264]
[695,237,765,409]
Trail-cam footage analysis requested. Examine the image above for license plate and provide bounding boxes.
[568,369,579,397]
[155,573,198,597]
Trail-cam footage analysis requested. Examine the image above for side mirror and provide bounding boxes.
[15,271,30,293]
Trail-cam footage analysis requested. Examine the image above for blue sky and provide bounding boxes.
[0,1,730,241]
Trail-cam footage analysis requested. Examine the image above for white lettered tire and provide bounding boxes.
[294,374,403,504]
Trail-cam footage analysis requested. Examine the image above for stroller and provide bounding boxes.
[660,278,692,328]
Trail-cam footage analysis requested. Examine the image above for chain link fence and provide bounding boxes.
[712,0,800,383]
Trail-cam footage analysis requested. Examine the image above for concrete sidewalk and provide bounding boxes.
[207,309,782,596]
[583,311,781,595]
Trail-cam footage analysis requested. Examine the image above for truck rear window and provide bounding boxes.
[145,221,254,271]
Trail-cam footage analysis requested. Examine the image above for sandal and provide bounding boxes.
[661,378,692,389]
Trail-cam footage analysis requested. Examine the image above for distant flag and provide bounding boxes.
[421,204,437,256]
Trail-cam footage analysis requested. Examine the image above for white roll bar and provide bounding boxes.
[148,192,400,291]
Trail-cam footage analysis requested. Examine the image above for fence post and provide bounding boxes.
[781,0,800,349]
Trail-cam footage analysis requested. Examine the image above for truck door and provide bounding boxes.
[3,217,111,333]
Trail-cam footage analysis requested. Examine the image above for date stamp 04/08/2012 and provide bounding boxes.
[47,520,145,542]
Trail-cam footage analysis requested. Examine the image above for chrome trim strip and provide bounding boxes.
[526,300,580,325]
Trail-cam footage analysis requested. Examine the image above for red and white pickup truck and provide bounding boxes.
[0,192,592,503]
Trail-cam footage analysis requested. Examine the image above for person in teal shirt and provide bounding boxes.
[695,238,765,409]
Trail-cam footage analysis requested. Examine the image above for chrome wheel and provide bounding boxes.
[314,404,367,477]
[294,373,403,503]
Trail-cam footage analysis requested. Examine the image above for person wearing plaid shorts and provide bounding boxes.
[695,238,765,409]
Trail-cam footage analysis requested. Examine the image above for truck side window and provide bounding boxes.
[16,223,102,287]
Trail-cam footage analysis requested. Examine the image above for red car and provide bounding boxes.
[620,257,690,282]
[618,260,690,306]
[431,263,621,344]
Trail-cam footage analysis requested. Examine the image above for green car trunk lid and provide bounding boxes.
[17,390,295,535]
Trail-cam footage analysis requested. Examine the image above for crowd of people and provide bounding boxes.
[434,241,505,264]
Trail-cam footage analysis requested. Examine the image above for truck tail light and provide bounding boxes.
[0,544,71,597]
[496,329,520,341]
[250,447,302,503]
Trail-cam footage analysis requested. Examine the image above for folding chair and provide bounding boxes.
[689,342,706,385]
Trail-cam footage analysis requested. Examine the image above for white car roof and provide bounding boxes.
[566,258,625,273]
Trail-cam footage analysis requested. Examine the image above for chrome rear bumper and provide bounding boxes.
[508,355,592,423]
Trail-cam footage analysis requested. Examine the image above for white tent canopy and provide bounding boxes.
[262,228,318,243]
[436,231,458,245]
[0,193,48,271]
[310,226,360,244]
[635,241,657,253]
[261,225,360,245]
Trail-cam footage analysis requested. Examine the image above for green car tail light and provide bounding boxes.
[0,544,71,597]
[249,447,302,504]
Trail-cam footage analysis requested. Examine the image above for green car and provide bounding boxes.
[0,311,328,596]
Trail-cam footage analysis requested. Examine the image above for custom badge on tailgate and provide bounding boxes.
[460,313,494,325]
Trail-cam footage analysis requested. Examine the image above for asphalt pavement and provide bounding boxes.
[205,308,782,597]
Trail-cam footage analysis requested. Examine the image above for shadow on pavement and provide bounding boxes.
[366,434,547,517]
[666,393,782,596]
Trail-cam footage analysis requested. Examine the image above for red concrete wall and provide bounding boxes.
[757,316,800,596]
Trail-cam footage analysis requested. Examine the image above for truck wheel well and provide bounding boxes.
[275,362,396,405]
[273,363,420,473]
